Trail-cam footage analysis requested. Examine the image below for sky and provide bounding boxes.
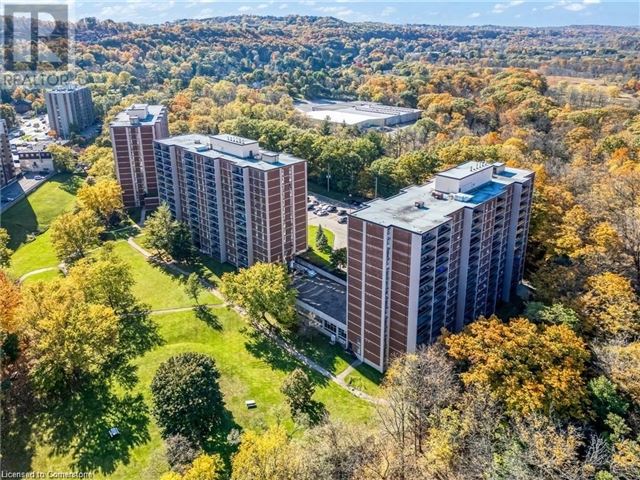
[60,0,640,27]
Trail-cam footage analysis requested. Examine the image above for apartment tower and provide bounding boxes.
[154,134,307,267]
[0,119,15,187]
[45,84,95,139]
[347,161,534,372]
[110,104,169,208]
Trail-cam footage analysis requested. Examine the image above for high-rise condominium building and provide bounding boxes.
[154,134,307,267]
[0,119,16,187]
[110,104,169,208]
[347,161,534,372]
[45,84,95,139]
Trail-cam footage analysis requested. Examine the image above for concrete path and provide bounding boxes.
[150,304,225,315]
[19,266,57,281]
[127,236,383,405]
[336,359,362,381]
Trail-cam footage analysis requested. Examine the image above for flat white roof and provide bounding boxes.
[305,110,387,125]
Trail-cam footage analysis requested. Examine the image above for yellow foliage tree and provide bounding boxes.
[0,271,22,338]
[578,272,640,339]
[444,316,589,418]
[231,425,301,480]
[77,178,124,224]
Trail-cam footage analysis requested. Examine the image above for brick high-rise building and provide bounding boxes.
[347,161,534,372]
[110,104,169,208]
[45,84,95,139]
[154,134,307,267]
[0,119,15,187]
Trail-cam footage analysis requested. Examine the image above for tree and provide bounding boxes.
[21,279,119,391]
[170,222,196,263]
[165,435,201,474]
[231,425,302,480]
[151,353,223,445]
[596,342,640,405]
[524,302,581,330]
[220,262,297,329]
[81,145,115,179]
[46,144,75,172]
[280,368,315,417]
[588,376,629,422]
[184,273,203,306]
[444,316,590,418]
[380,345,459,458]
[0,271,22,344]
[50,210,104,263]
[182,454,225,480]
[329,247,347,270]
[144,204,195,262]
[67,245,159,360]
[144,203,175,258]
[315,225,330,254]
[77,178,124,224]
[578,273,640,340]
[0,227,13,268]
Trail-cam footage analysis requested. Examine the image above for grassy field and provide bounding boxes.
[2,174,81,250]
[25,308,375,479]
[111,240,222,309]
[306,225,335,268]
[6,179,380,478]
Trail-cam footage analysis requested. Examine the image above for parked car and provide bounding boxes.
[327,205,337,213]
[316,210,329,216]
[34,175,44,180]
[338,216,348,224]
[307,202,316,210]
[338,209,347,216]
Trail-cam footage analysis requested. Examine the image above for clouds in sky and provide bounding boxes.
[76,0,631,27]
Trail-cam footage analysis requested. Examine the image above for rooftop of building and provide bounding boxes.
[46,83,89,94]
[110,104,166,127]
[296,99,421,125]
[155,133,305,171]
[350,162,533,234]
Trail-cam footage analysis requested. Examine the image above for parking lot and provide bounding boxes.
[0,172,51,213]
[293,272,347,325]
[307,194,355,249]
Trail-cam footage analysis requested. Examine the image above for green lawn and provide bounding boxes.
[2,174,82,250]
[111,240,222,310]
[26,308,375,479]
[305,225,335,268]
[9,230,59,278]
[344,364,384,396]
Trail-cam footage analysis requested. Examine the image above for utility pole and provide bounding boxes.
[326,168,331,193]
[374,175,378,198]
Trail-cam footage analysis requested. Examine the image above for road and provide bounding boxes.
[0,172,54,214]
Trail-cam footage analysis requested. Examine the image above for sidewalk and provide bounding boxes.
[127,235,384,405]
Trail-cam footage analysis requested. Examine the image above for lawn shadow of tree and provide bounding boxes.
[200,402,242,470]
[0,362,38,473]
[58,175,85,195]
[295,400,328,427]
[243,329,330,388]
[37,381,150,475]
[195,305,222,330]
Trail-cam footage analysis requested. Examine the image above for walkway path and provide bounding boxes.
[127,235,384,405]
[150,304,225,315]
[336,359,362,382]
[19,266,57,281]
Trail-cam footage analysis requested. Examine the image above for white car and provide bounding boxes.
[316,210,328,216]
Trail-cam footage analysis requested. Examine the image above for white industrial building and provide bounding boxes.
[299,101,421,128]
